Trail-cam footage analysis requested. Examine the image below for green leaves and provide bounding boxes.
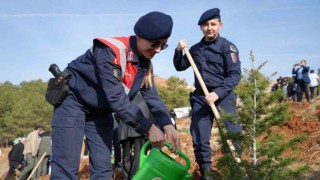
[223,51,309,179]
[157,76,191,111]
[0,80,53,146]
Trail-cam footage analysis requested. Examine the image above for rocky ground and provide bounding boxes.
[1,100,320,180]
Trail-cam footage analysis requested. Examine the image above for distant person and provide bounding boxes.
[82,136,89,159]
[286,76,297,102]
[282,77,290,100]
[292,60,311,102]
[271,82,279,92]
[112,115,122,172]
[5,138,26,180]
[35,132,52,179]
[117,114,146,180]
[173,8,242,179]
[170,111,177,129]
[317,69,320,98]
[19,125,44,180]
[49,11,179,180]
[308,70,320,101]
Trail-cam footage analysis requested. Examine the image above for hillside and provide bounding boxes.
[1,100,320,179]
[154,76,168,87]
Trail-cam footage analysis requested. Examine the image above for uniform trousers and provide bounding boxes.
[50,92,114,180]
[190,92,242,171]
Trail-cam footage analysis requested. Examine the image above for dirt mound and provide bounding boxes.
[267,101,320,177]
[285,102,320,168]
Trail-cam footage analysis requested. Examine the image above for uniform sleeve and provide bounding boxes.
[292,68,296,75]
[214,43,241,99]
[173,49,191,71]
[93,43,153,134]
[302,66,310,73]
[140,75,172,129]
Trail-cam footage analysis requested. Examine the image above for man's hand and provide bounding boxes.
[148,124,165,147]
[163,124,180,153]
[205,92,219,105]
[176,40,188,51]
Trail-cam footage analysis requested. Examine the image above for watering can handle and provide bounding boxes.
[139,141,191,171]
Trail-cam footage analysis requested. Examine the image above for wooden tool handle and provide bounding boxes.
[183,47,220,119]
[27,152,47,180]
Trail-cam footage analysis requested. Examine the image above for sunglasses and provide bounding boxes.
[148,40,168,50]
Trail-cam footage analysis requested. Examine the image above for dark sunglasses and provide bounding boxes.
[148,40,168,50]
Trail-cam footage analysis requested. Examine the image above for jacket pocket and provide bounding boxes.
[52,116,82,128]
[206,55,224,74]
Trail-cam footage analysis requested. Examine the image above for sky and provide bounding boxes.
[1,0,320,85]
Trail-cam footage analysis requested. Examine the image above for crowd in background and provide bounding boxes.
[4,125,51,180]
[271,60,320,103]
[4,116,177,180]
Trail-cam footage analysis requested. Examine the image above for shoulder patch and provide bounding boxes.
[231,53,239,63]
[113,68,121,80]
[230,44,237,53]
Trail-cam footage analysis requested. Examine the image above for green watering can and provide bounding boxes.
[132,141,193,180]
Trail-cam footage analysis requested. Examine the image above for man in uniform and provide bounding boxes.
[173,8,242,179]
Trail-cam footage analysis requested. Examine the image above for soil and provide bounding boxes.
[1,100,319,180]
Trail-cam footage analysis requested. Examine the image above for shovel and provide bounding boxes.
[183,47,242,164]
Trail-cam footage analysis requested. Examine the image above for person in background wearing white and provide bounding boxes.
[308,69,320,101]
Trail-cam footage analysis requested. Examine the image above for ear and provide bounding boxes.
[219,22,223,30]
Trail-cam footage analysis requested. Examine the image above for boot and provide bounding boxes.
[200,168,214,180]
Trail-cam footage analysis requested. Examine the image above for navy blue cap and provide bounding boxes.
[134,11,173,40]
[198,8,221,25]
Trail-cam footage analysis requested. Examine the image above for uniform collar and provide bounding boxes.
[200,34,220,45]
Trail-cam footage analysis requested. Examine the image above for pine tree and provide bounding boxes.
[218,51,309,179]
[157,76,191,111]
[0,80,53,147]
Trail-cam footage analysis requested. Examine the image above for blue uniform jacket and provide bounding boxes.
[66,36,171,134]
[292,66,310,84]
[173,35,241,99]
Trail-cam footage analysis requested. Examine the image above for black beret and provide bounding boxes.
[198,8,220,25]
[134,11,173,40]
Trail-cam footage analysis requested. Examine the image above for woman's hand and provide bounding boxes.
[148,124,165,147]
[163,124,180,153]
